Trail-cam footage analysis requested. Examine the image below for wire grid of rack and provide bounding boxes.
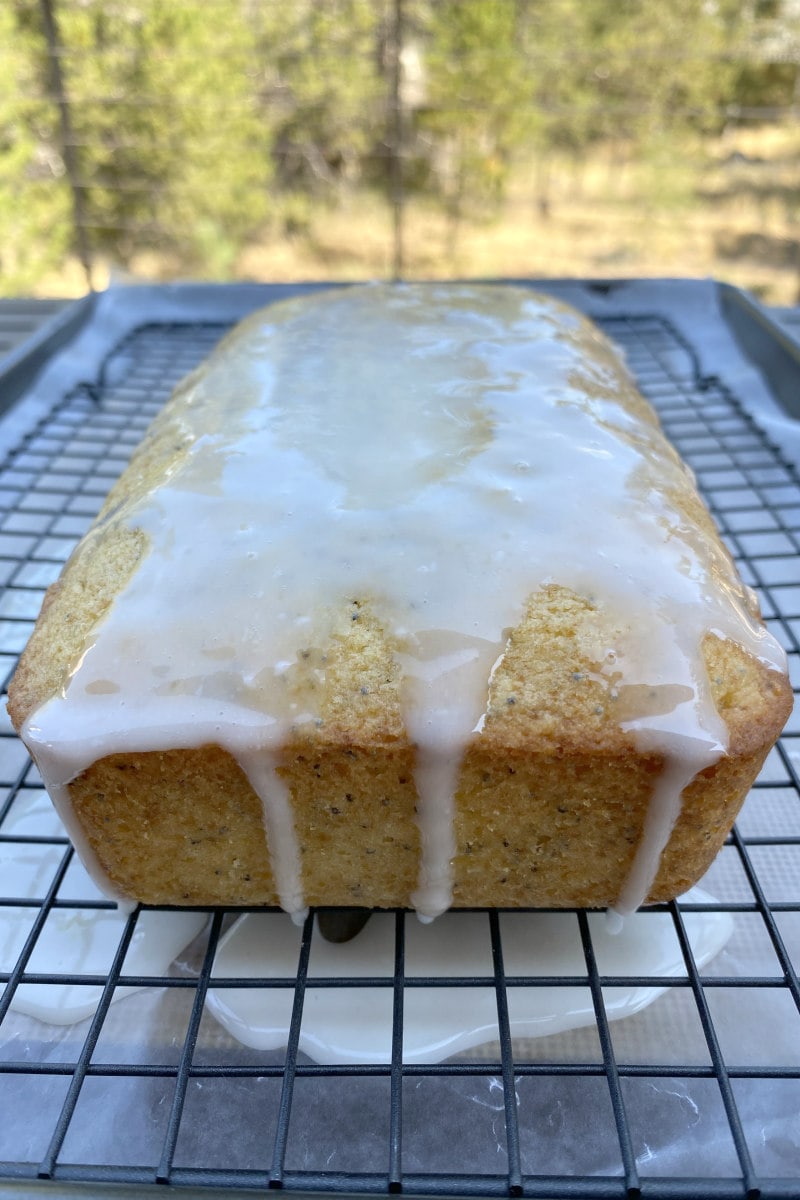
[0,300,799,1198]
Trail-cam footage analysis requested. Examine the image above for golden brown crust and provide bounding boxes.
[36,583,791,909]
[8,356,210,730]
[70,746,278,906]
[8,525,147,729]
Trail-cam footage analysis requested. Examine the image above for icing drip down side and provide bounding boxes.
[21,284,787,917]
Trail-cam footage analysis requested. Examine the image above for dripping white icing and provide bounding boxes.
[3,907,208,1025]
[0,832,207,1022]
[205,890,734,1065]
[20,284,786,916]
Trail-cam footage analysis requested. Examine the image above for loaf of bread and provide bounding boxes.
[9,284,791,919]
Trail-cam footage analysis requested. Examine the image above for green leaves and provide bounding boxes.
[0,0,795,293]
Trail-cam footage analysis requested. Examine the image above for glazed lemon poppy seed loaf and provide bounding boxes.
[8,284,792,918]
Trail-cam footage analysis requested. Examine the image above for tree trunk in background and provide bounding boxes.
[38,0,93,291]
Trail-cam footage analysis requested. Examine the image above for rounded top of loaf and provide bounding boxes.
[10,282,789,774]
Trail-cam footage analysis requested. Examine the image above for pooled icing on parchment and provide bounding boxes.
[21,284,786,917]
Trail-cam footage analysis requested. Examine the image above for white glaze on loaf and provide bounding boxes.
[19,284,787,917]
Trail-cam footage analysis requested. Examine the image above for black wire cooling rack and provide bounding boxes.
[1,302,799,1199]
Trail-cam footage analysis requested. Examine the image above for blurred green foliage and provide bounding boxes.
[0,0,798,292]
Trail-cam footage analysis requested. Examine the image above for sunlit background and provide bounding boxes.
[2,0,800,301]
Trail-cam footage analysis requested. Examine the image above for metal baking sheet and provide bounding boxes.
[0,279,799,1200]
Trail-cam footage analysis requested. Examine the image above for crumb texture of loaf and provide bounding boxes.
[8,283,792,915]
